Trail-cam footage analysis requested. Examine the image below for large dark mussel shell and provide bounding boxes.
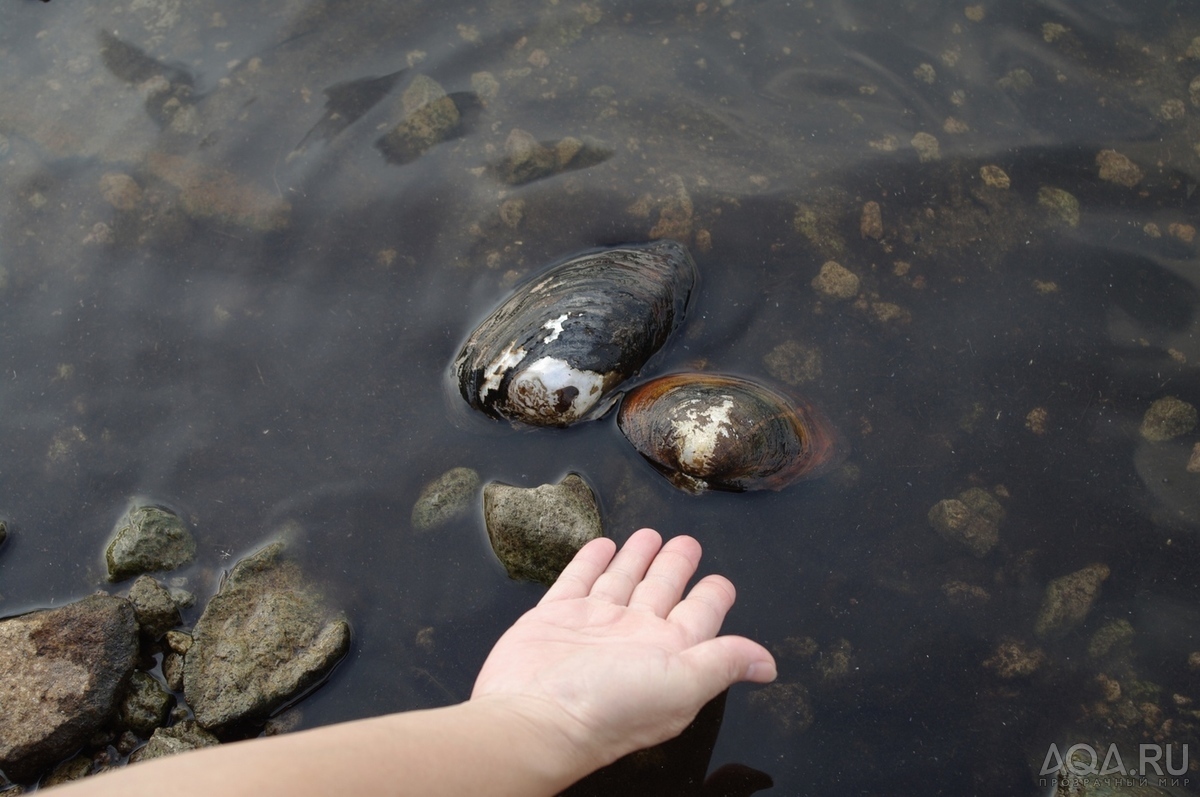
[617,373,841,494]
[454,240,697,427]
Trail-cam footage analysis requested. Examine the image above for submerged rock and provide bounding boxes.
[927,487,1005,557]
[105,504,196,582]
[1139,396,1197,442]
[483,473,603,585]
[1034,563,1110,639]
[411,467,481,532]
[376,75,463,164]
[182,542,351,734]
[0,595,139,783]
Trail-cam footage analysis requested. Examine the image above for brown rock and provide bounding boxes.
[0,596,138,783]
[1096,149,1143,188]
[860,201,884,239]
[1034,563,1110,638]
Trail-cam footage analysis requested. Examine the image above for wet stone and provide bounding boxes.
[0,595,139,783]
[1088,618,1135,661]
[748,682,813,734]
[1034,563,1110,639]
[811,261,860,301]
[183,541,351,734]
[377,75,461,165]
[979,165,1010,188]
[162,651,185,692]
[860,201,883,239]
[127,575,182,639]
[910,131,940,162]
[928,487,1005,557]
[40,755,92,788]
[490,129,612,186]
[983,638,1046,679]
[128,721,220,764]
[1139,396,1197,442]
[105,504,196,583]
[411,467,481,532]
[1096,149,1143,188]
[1036,186,1080,227]
[98,173,142,211]
[483,473,603,586]
[763,340,822,386]
[118,671,172,737]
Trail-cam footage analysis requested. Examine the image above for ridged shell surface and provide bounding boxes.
[617,373,840,493]
[454,240,697,426]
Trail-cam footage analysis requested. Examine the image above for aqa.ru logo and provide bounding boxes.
[1040,743,1190,778]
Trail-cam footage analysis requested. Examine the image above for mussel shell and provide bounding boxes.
[454,240,697,427]
[616,373,840,493]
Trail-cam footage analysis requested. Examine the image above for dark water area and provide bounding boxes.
[3,0,1200,793]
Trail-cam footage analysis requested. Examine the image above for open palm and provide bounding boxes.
[471,528,777,773]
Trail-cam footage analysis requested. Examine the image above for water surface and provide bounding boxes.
[3,1,1200,793]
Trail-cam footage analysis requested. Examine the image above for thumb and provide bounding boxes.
[678,635,778,702]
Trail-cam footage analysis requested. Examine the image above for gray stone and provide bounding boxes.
[105,505,196,582]
[483,473,603,586]
[0,595,138,783]
[128,721,219,764]
[183,542,351,734]
[127,575,182,639]
[118,672,172,736]
[411,467,480,532]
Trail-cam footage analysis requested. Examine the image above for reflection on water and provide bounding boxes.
[3,0,1200,792]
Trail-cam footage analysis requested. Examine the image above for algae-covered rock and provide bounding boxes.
[1034,563,1110,639]
[105,504,196,582]
[811,261,859,301]
[483,473,603,586]
[118,671,172,736]
[127,575,182,639]
[128,721,220,764]
[182,541,351,734]
[928,487,1005,557]
[1139,396,1197,442]
[0,595,139,783]
[411,467,480,532]
[376,75,463,164]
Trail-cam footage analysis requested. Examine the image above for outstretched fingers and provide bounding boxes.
[627,535,702,617]
[587,528,663,606]
[540,536,618,604]
[666,574,738,644]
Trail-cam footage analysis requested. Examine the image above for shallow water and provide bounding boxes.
[3,0,1200,793]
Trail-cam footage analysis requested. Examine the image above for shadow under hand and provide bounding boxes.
[562,691,773,797]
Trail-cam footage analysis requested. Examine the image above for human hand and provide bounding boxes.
[471,527,777,776]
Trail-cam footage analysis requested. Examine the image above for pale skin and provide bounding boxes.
[57,528,777,796]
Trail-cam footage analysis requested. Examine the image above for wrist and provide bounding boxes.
[465,694,602,789]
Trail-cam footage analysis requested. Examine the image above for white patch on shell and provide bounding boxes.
[480,342,528,402]
[672,397,737,475]
[509,356,605,422]
[542,313,569,344]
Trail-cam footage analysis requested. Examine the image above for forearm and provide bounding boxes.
[57,698,589,797]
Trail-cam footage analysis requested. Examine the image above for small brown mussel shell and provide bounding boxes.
[454,240,697,427]
[617,373,841,494]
